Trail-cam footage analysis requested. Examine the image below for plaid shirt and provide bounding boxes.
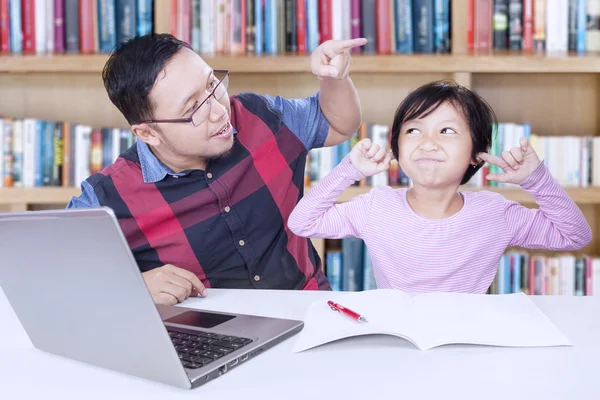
[67,92,331,290]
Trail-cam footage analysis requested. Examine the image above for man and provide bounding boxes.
[67,33,365,305]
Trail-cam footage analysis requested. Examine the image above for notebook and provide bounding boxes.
[292,289,572,352]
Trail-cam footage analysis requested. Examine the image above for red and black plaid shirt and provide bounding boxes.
[72,92,331,290]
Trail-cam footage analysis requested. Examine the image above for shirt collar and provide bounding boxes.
[136,126,238,184]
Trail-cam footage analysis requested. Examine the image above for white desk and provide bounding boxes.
[1,287,599,399]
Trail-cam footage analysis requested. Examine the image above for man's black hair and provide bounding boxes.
[390,80,497,185]
[102,34,192,125]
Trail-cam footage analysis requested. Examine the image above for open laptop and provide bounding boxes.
[0,207,304,389]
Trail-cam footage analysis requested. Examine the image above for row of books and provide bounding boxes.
[0,0,153,55]
[0,118,136,188]
[323,239,600,296]
[469,0,600,54]
[170,0,451,56]
[305,122,600,189]
[487,251,600,296]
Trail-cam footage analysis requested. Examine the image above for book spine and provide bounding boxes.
[433,0,450,53]
[137,0,152,36]
[306,0,318,51]
[0,0,9,52]
[493,0,509,50]
[22,0,36,53]
[376,0,391,53]
[10,0,22,53]
[508,0,522,50]
[285,0,296,52]
[412,0,434,53]
[64,0,79,52]
[522,0,533,51]
[296,0,306,53]
[361,0,376,52]
[116,0,136,44]
[396,0,413,53]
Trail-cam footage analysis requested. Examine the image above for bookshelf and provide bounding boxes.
[0,0,599,291]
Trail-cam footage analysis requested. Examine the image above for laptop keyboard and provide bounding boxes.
[168,330,253,369]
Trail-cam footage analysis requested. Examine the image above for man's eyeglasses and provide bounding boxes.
[136,69,230,127]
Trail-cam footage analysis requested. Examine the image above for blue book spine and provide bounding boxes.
[265,0,277,54]
[43,121,55,186]
[255,0,263,54]
[433,0,450,53]
[137,0,153,36]
[98,0,117,53]
[577,0,587,53]
[413,0,434,53]
[306,0,319,52]
[512,255,521,293]
[34,121,44,187]
[396,0,413,53]
[116,0,136,44]
[9,0,21,53]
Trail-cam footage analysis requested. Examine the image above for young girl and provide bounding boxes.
[288,80,592,294]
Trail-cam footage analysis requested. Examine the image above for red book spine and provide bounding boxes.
[54,0,65,52]
[21,0,36,53]
[467,0,474,52]
[170,0,178,37]
[0,0,9,53]
[522,0,534,52]
[474,0,492,51]
[79,0,94,54]
[375,0,390,54]
[296,0,306,54]
[318,0,332,43]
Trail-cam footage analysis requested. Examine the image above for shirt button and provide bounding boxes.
[239,240,245,246]
[206,173,213,179]
[254,275,260,282]
[224,206,230,213]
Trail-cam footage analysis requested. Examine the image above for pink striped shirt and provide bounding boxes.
[288,155,592,293]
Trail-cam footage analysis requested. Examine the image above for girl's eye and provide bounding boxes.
[406,128,420,134]
[441,128,456,134]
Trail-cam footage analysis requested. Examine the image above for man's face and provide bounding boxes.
[146,47,234,160]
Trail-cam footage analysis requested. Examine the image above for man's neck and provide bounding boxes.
[406,183,464,219]
[149,145,207,173]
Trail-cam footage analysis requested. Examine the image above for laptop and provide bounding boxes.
[0,207,304,389]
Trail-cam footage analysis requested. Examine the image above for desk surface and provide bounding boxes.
[1,287,599,399]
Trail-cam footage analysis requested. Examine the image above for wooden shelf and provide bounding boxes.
[2,52,600,73]
[2,186,600,207]
[0,187,81,205]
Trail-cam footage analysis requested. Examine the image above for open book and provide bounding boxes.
[292,289,572,352]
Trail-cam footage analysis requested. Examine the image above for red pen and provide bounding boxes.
[327,300,368,323]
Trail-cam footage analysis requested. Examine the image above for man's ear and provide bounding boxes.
[132,124,161,147]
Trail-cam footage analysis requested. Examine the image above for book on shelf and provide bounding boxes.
[0,117,135,189]
[472,0,596,54]
[322,237,600,296]
[0,0,153,55]
[305,121,600,190]
[170,0,451,56]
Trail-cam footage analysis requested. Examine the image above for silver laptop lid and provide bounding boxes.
[0,207,192,389]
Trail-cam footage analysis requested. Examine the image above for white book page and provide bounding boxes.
[293,289,419,352]
[413,292,573,350]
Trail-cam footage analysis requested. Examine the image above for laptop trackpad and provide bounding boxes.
[164,310,236,329]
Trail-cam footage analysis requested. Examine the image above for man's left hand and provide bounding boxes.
[311,38,367,80]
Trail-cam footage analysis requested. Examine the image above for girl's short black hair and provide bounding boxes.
[390,80,497,185]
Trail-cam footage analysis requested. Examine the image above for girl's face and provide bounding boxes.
[398,101,474,189]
